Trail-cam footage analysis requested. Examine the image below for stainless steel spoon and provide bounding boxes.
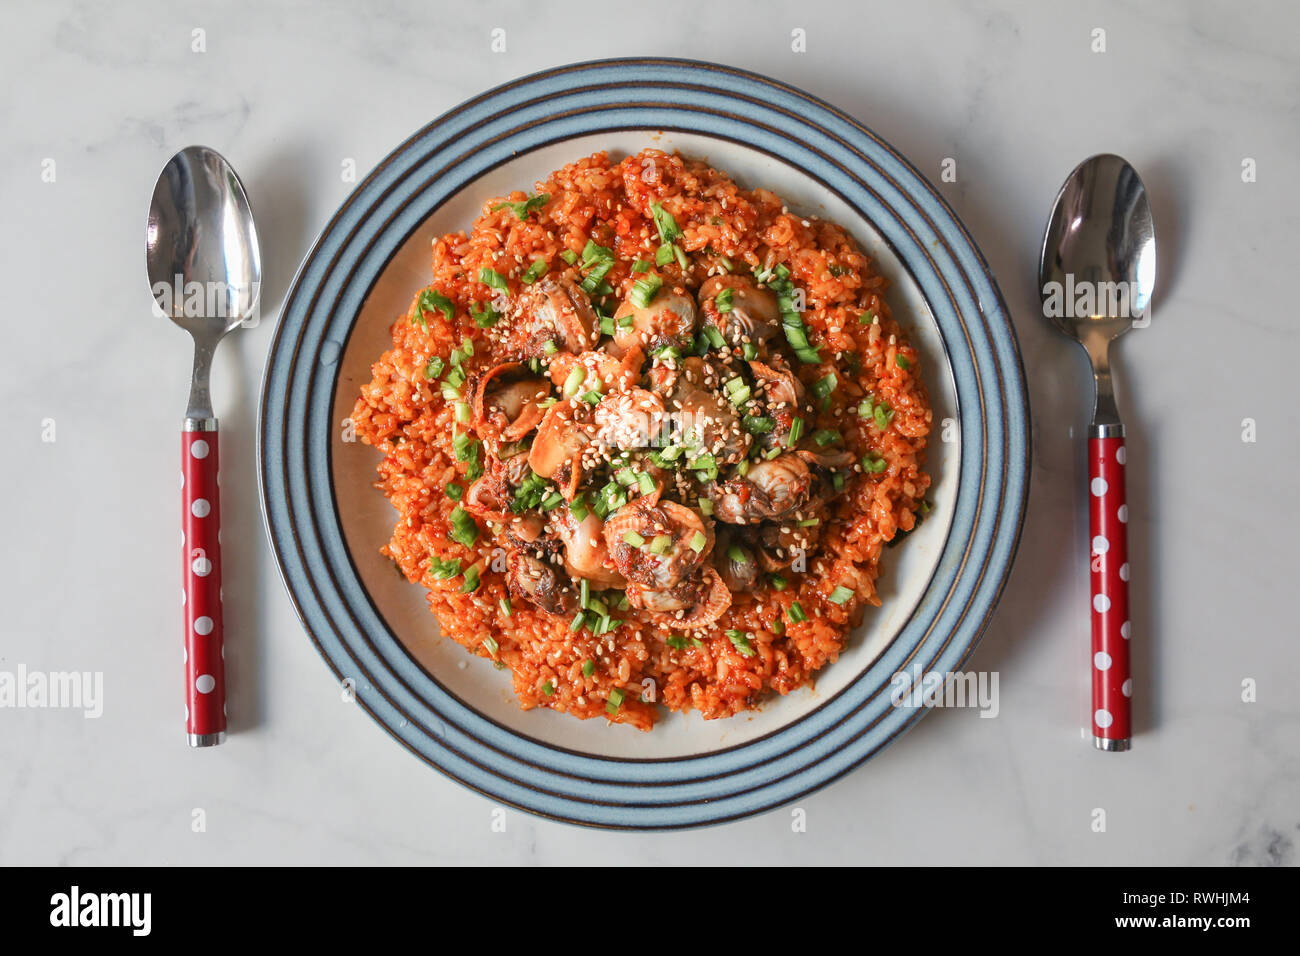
[147,145,262,748]
[1039,153,1155,752]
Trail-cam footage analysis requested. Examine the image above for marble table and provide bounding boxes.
[1,0,1295,865]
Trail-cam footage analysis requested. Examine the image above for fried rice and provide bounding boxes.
[350,148,932,730]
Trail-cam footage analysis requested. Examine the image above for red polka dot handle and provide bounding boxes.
[183,424,226,746]
[1089,435,1130,750]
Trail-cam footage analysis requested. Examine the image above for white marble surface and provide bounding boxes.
[1,0,1297,865]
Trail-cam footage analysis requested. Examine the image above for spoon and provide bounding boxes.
[1039,154,1155,752]
[147,146,262,748]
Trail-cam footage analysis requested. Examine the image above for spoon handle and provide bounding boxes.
[182,420,226,746]
[1089,431,1130,750]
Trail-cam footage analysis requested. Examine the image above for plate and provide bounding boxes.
[259,58,1029,828]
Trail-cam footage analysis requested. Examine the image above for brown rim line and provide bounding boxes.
[258,63,1027,823]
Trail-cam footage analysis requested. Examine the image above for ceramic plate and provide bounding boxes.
[259,58,1029,828]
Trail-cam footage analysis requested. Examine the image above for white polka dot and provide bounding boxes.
[183,646,188,663]
[1116,446,1127,465]
[1094,708,1113,729]
[1122,678,1133,698]
[1092,535,1109,554]
[181,530,185,547]
[1093,594,1111,613]
[190,439,210,459]
[1119,562,1130,581]
[191,498,210,518]
[194,615,213,636]
[192,557,211,577]
[195,674,215,694]
[185,704,189,721]
[180,472,185,489]
[1091,477,1108,497]
[1094,651,1112,670]
[1117,504,1128,523]
[1121,620,1131,639]
[182,588,186,606]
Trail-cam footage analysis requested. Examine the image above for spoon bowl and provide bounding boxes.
[1039,153,1156,350]
[147,145,261,338]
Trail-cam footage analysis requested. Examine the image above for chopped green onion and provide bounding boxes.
[673,244,689,270]
[665,634,690,650]
[719,256,733,272]
[831,471,845,491]
[569,494,590,522]
[742,342,758,361]
[658,443,683,462]
[599,314,615,336]
[471,304,500,328]
[454,401,471,424]
[655,242,676,267]
[688,531,707,553]
[772,617,786,635]
[579,578,591,609]
[499,598,512,618]
[630,275,663,309]
[859,311,874,325]
[478,267,508,291]
[857,398,875,417]
[447,505,479,547]
[446,482,463,501]
[615,466,637,487]
[812,372,838,400]
[429,556,462,579]
[649,534,672,555]
[797,517,819,527]
[650,202,681,242]
[580,389,602,405]
[521,259,549,284]
[703,324,726,350]
[636,472,656,495]
[788,601,808,623]
[581,239,614,266]
[423,356,445,379]
[874,403,894,431]
[580,259,614,296]
[862,454,888,474]
[813,428,841,446]
[582,659,596,677]
[444,366,467,389]
[632,258,651,273]
[829,585,854,605]
[562,365,586,397]
[541,491,564,511]
[542,681,555,696]
[417,289,455,323]
[742,415,775,434]
[606,688,625,714]
[483,634,499,656]
[587,597,608,618]
[727,630,756,657]
[786,416,804,447]
[617,313,634,329]
[458,565,480,593]
[728,385,752,406]
[896,354,911,370]
[765,446,782,460]
[697,497,714,516]
[491,192,549,220]
[769,574,789,591]
[560,248,579,265]
[715,287,734,313]
[570,611,586,633]
[726,544,749,564]
[737,459,750,476]
[622,530,645,548]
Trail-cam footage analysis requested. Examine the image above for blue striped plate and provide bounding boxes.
[258,58,1029,828]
